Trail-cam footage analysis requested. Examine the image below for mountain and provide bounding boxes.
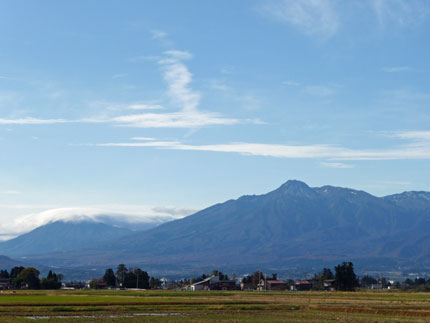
[0,220,132,257]
[0,255,27,269]
[15,180,430,275]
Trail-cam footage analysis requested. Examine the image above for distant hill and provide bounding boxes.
[14,180,430,275]
[0,255,27,269]
[0,220,132,257]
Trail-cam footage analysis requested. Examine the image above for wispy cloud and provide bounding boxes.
[116,50,262,127]
[0,117,69,125]
[261,0,429,39]
[159,50,199,112]
[131,137,157,141]
[371,0,429,27]
[393,130,430,141]
[303,85,335,97]
[220,66,234,75]
[261,0,339,38]
[0,51,259,129]
[112,111,243,128]
[282,80,301,86]
[126,104,163,110]
[320,162,355,169]
[0,75,17,80]
[1,190,20,195]
[0,205,197,238]
[151,30,168,39]
[96,132,430,161]
[381,66,415,73]
[380,180,412,186]
[112,73,128,79]
[379,89,430,105]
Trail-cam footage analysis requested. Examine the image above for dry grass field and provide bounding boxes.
[1,289,430,322]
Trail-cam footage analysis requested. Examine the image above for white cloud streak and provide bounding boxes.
[131,137,157,141]
[0,206,197,238]
[1,190,20,195]
[0,117,69,125]
[0,50,254,129]
[151,30,168,39]
[320,162,355,169]
[160,50,199,112]
[371,0,429,27]
[381,66,414,72]
[96,132,430,161]
[393,131,430,141]
[126,104,163,110]
[303,85,335,97]
[262,0,339,38]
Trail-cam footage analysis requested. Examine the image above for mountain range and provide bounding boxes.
[1,180,430,278]
[0,221,133,257]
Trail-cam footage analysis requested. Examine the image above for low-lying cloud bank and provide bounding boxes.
[0,205,197,241]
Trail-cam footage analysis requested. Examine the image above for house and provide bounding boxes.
[295,281,312,291]
[160,277,168,289]
[371,283,383,290]
[0,278,11,290]
[190,276,216,291]
[190,275,237,291]
[258,279,289,291]
[240,281,254,291]
[323,279,336,291]
[211,279,237,290]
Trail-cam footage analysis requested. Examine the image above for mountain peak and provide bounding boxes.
[275,180,317,197]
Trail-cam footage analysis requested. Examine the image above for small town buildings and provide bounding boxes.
[323,279,336,291]
[258,279,289,291]
[190,275,237,291]
[295,280,312,291]
[371,283,383,290]
[240,281,254,291]
[0,278,11,290]
[190,276,215,291]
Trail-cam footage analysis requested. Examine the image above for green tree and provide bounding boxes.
[103,268,116,287]
[40,270,62,289]
[123,268,149,289]
[313,268,334,290]
[10,266,25,279]
[149,277,161,289]
[0,269,9,279]
[334,262,358,291]
[115,264,128,287]
[251,271,263,289]
[16,267,40,289]
[360,275,377,288]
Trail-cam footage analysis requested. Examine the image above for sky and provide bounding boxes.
[1,0,430,237]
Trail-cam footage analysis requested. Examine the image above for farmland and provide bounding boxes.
[1,290,430,322]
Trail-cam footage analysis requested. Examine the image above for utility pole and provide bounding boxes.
[265,274,267,291]
[259,271,261,291]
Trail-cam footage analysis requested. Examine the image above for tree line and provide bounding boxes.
[2,261,430,291]
[91,264,161,289]
[0,267,62,289]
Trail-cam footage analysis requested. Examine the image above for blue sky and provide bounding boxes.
[1,0,430,236]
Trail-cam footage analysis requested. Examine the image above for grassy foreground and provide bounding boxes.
[1,289,430,322]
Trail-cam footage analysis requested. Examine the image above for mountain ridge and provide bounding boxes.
[7,180,430,275]
[0,220,133,257]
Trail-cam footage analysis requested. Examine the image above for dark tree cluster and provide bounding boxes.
[95,264,151,289]
[334,262,359,291]
[402,277,430,291]
[312,268,335,290]
[0,267,63,290]
[41,270,63,289]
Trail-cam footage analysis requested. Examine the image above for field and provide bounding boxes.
[1,289,430,322]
